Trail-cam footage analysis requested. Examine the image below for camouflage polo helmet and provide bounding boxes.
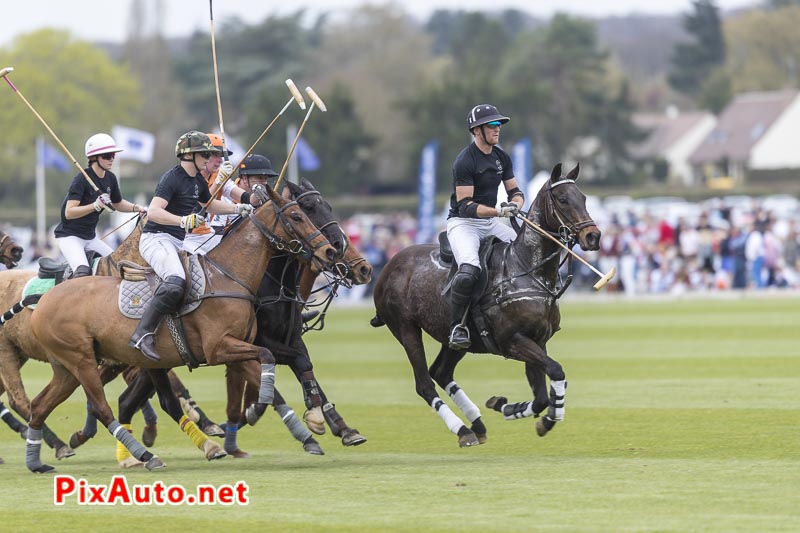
[175,131,214,158]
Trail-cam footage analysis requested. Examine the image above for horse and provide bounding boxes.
[113,179,372,457]
[371,163,601,447]
[0,229,24,269]
[25,184,337,473]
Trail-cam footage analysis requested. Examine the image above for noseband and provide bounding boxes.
[294,189,349,256]
[543,178,596,242]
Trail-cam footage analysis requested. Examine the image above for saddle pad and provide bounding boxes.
[118,255,206,319]
[22,275,54,309]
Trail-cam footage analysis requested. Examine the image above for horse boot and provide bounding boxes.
[128,276,186,362]
[71,265,92,278]
[448,264,480,351]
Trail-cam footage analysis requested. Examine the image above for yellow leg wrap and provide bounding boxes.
[116,424,133,462]
[179,415,208,450]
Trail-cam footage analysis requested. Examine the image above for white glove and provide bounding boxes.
[180,213,205,232]
[235,203,254,217]
[214,161,235,185]
[498,202,520,218]
[93,193,113,212]
[252,184,269,206]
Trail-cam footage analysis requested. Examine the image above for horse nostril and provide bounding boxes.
[325,247,337,262]
[12,247,23,258]
[361,266,372,278]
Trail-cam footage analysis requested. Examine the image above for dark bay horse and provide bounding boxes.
[25,184,337,473]
[371,163,601,447]
[0,229,24,269]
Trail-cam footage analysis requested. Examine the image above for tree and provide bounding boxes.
[0,30,140,205]
[668,0,726,98]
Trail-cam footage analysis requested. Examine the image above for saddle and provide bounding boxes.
[438,231,501,353]
[23,253,104,309]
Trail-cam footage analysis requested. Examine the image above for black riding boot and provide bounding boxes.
[448,264,480,351]
[71,265,92,278]
[128,276,186,362]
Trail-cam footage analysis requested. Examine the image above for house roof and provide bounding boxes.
[688,90,798,165]
[630,110,713,159]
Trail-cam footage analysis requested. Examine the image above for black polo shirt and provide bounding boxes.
[448,143,514,219]
[143,164,212,241]
[54,168,123,240]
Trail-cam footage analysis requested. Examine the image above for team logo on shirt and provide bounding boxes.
[496,160,503,174]
[194,184,199,198]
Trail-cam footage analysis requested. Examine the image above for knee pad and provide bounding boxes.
[153,276,186,313]
[452,264,481,300]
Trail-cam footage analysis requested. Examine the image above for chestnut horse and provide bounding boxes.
[25,185,337,473]
[371,164,601,447]
[0,229,24,269]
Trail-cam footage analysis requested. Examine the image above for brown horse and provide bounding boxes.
[0,229,24,269]
[25,185,337,473]
[371,164,601,447]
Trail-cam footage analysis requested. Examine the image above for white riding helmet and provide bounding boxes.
[85,133,124,158]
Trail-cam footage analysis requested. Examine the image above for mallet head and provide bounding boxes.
[285,79,306,110]
[0,66,14,78]
[304,86,327,112]
[592,266,617,291]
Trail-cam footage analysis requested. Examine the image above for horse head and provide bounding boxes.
[341,234,373,285]
[256,184,338,270]
[527,163,601,252]
[0,230,24,268]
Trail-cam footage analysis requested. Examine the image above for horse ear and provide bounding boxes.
[550,163,563,182]
[284,180,301,198]
[265,183,282,204]
[566,163,580,181]
[300,177,316,191]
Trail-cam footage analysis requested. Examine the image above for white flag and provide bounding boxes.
[112,125,156,164]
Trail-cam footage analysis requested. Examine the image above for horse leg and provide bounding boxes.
[398,325,477,447]
[429,345,487,444]
[167,369,223,436]
[122,367,159,445]
[273,390,324,455]
[146,369,226,461]
[488,334,566,437]
[0,399,27,438]
[223,362,252,458]
[70,363,125,449]
[206,336,276,415]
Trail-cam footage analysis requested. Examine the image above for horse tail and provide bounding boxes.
[0,294,41,327]
[369,314,385,328]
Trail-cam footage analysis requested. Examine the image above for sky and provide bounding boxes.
[3,0,759,46]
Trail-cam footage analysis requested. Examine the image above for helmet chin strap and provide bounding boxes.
[192,153,205,174]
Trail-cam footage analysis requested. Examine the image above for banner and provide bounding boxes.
[112,125,156,164]
[296,136,321,171]
[37,137,69,172]
[511,137,532,209]
[415,140,438,245]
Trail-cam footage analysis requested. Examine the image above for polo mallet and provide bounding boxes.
[516,213,616,290]
[274,86,327,189]
[0,66,113,212]
[204,79,306,205]
[208,0,229,161]
[100,213,141,240]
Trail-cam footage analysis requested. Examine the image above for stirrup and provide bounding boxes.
[129,331,154,350]
[449,324,471,350]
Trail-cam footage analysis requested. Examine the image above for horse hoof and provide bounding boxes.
[485,396,508,412]
[145,456,166,471]
[31,464,55,474]
[142,424,158,447]
[119,457,145,469]
[55,445,76,460]
[458,432,480,447]
[475,433,487,444]
[303,438,325,455]
[536,417,556,437]
[227,448,251,459]
[340,428,367,447]
[203,440,228,461]
[245,403,267,426]
[69,431,88,449]
[201,422,225,438]
[303,407,326,435]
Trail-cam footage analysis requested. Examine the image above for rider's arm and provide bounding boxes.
[503,178,525,210]
[64,199,99,220]
[455,185,502,218]
[207,199,238,216]
[145,197,183,226]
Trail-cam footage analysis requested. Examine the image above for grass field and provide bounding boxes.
[1,295,798,532]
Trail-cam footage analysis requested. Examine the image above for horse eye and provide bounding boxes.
[291,211,303,221]
[558,197,568,205]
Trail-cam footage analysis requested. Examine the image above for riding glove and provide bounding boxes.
[215,161,235,185]
[93,193,113,212]
[235,203,254,217]
[498,202,520,218]
[180,213,205,232]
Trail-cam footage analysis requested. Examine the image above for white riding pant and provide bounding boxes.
[139,232,186,281]
[182,232,222,256]
[56,235,114,271]
[446,217,516,268]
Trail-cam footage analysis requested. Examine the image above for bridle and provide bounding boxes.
[542,178,596,243]
[247,198,330,263]
[0,233,20,265]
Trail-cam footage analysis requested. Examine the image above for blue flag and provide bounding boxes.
[37,137,69,172]
[416,140,438,245]
[511,138,532,209]
[296,136,321,171]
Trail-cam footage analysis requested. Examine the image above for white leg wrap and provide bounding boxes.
[430,397,464,434]
[445,381,481,422]
[502,401,534,420]
[551,379,566,421]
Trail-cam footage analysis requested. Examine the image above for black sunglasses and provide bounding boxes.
[197,151,215,159]
[99,153,116,161]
